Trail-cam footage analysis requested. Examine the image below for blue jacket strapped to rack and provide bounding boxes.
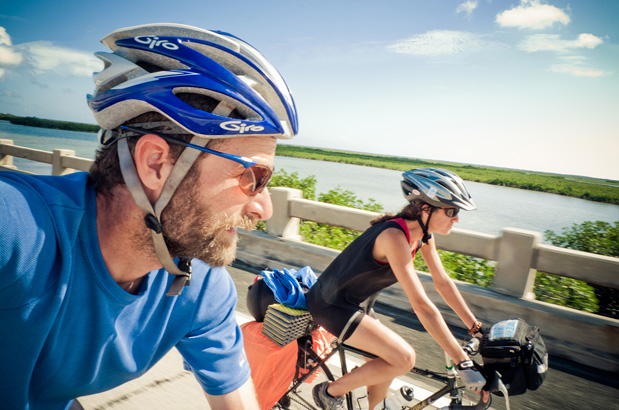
[260,266,317,310]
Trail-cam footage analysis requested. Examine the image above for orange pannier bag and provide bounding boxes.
[241,321,298,410]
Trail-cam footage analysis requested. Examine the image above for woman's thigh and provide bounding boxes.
[345,315,415,368]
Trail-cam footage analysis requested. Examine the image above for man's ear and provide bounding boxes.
[133,134,175,202]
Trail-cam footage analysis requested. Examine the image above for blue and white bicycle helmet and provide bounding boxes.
[88,23,297,138]
[87,24,298,296]
[401,168,476,210]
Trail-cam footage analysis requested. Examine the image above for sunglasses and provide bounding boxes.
[118,125,273,196]
[443,208,460,218]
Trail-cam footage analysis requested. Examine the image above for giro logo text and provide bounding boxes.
[220,121,265,134]
[134,36,179,50]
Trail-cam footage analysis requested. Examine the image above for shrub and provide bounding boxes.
[542,221,619,318]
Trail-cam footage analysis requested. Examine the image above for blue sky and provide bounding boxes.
[1,0,617,180]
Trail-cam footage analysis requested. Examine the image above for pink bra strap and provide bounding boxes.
[393,218,411,244]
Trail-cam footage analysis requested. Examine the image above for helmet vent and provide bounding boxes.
[97,74,129,95]
[176,92,244,119]
[136,60,166,73]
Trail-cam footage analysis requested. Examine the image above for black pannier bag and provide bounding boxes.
[480,318,548,396]
[246,276,276,322]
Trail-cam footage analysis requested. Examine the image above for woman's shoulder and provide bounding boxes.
[374,222,410,245]
[375,218,410,243]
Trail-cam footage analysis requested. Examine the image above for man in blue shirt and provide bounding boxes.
[0,23,298,410]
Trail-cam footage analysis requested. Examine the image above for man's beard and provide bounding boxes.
[157,168,256,267]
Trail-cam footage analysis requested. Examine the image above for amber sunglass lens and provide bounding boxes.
[251,165,272,193]
[238,165,272,196]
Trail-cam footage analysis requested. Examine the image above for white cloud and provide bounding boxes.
[389,30,490,56]
[518,33,603,53]
[457,0,478,17]
[548,64,605,78]
[21,42,102,76]
[548,55,608,77]
[496,0,570,30]
[1,89,21,98]
[0,26,101,79]
[573,33,604,49]
[0,27,10,46]
[518,33,607,77]
[0,27,24,76]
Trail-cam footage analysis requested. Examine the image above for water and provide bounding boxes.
[2,121,618,238]
[0,121,100,175]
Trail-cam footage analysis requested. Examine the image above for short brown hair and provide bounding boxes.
[88,92,237,196]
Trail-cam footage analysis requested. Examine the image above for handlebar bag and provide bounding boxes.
[480,318,548,396]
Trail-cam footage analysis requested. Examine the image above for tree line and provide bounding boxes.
[276,145,619,205]
[2,113,617,204]
[0,113,99,133]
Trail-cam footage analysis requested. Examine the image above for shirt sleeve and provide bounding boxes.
[175,264,251,396]
[0,176,56,307]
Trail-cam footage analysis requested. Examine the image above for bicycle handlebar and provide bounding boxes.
[435,338,495,410]
[462,337,480,356]
[437,369,512,410]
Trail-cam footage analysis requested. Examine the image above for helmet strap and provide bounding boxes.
[117,134,207,296]
[416,206,435,244]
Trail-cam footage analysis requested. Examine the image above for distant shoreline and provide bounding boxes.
[2,113,617,205]
[0,113,99,133]
[276,145,619,205]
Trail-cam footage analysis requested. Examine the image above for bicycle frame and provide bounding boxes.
[342,344,479,410]
[278,338,491,410]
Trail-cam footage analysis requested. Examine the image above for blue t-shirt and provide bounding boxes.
[0,172,250,410]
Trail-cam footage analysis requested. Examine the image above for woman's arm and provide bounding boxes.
[374,229,468,364]
[419,237,479,332]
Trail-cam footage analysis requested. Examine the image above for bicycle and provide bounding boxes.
[272,318,508,410]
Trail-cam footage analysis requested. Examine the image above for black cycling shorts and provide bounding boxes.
[306,283,376,342]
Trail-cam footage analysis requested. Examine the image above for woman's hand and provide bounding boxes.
[457,360,486,392]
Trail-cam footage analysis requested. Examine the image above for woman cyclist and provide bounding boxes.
[307,168,486,410]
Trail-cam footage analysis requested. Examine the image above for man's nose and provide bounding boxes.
[245,187,273,221]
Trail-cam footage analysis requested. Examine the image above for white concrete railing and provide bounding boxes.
[265,187,619,298]
[0,139,93,175]
[2,140,619,371]
[238,187,619,372]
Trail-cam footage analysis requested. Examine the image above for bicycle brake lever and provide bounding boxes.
[486,371,511,410]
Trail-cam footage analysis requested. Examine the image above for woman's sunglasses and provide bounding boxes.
[444,208,460,218]
[118,125,273,196]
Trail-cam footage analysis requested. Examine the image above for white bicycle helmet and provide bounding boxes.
[87,24,299,296]
[401,168,476,210]
[401,168,476,244]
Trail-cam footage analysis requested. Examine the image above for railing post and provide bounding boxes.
[52,149,76,176]
[493,228,542,299]
[0,139,17,170]
[266,187,303,240]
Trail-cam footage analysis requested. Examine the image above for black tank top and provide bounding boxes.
[316,218,421,309]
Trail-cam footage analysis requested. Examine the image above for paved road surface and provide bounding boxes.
[79,264,619,410]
